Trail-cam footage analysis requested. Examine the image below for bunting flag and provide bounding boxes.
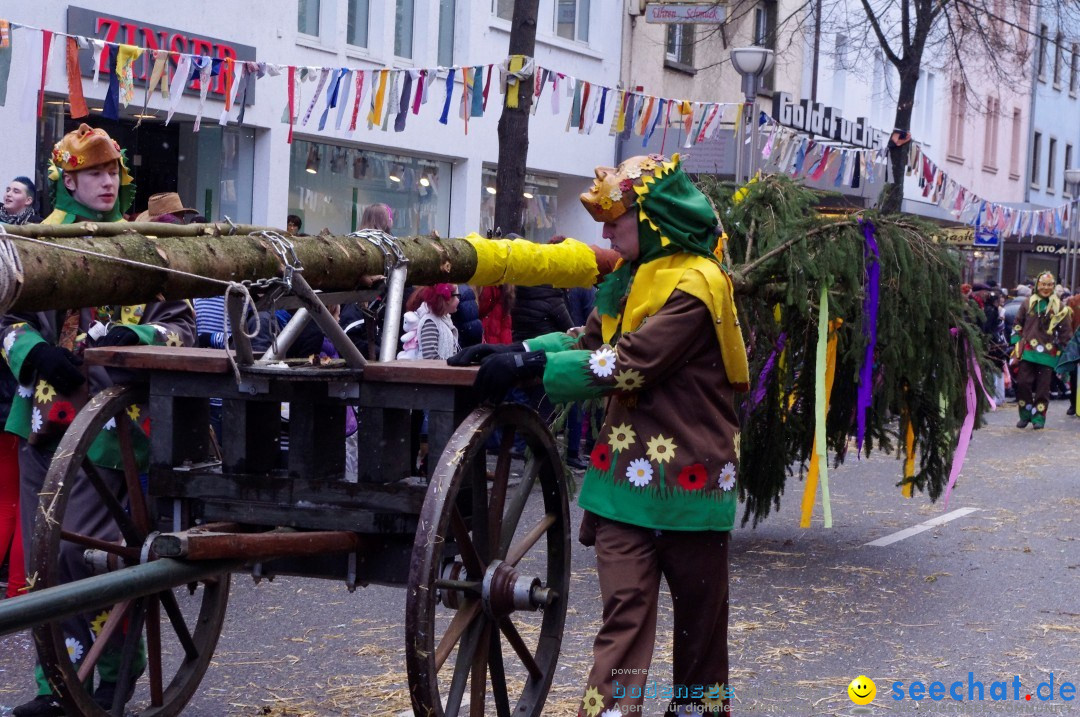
[439,67,455,124]
[143,50,169,119]
[318,67,346,131]
[348,69,365,131]
[102,42,119,120]
[0,22,11,107]
[394,69,412,131]
[333,68,352,130]
[368,68,388,128]
[166,53,191,125]
[115,43,142,107]
[64,36,87,118]
[286,64,295,143]
[36,29,52,117]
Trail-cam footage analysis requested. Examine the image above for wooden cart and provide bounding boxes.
[0,240,571,717]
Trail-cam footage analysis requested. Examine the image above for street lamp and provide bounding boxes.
[730,47,775,184]
[1065,168,1080,291]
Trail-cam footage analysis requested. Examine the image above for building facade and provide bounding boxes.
[1,1,623,243]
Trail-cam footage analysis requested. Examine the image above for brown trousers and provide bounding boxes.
[1016,361,1054,422]
[579,516,730,716]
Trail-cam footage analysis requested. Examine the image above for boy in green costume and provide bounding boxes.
[5,124,195,717]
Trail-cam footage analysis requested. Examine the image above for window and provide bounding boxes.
[983,96,1000,171]
[1031,131,1042,187]
[666,24,694,67]
[395,0,414,58]
[1066,145,1074,195]
[347,0,369,47]
[438,0,456,67]
[1047,137,1057,191]
[754,7,769,46]
[556,0,590,42]
[1038,24,1048,79]
[1054,31,1064,86]
[479,167,559,241]
[494,0,514,20]
[298,0,320,36]
[948,82,966,160]
[1010,107,1022,178]
[1071,44,1079,94]
[1018,4,1031,53]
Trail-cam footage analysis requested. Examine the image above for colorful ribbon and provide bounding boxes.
[65,36,88,118]
[801,292,840,528]
[37,29,52,118]
[750,332,786,408]
[856,219,880,452]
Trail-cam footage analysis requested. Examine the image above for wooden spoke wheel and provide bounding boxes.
[406,403,570,717]
[29,385,230,717]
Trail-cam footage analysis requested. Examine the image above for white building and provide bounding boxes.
[1,1,621,243]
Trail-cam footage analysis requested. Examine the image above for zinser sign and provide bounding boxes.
[67,6,257,102]
[771,92,887,150]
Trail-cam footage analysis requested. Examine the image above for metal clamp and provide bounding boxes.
[349,229,409,361]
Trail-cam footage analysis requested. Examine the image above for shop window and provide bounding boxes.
[479,167,559,242]
[289,140,451,237]
[298,0,320,37]
[438,0,456,67]
[666,24,694,68]
[347,0,370,48]
[395,0,415,59]
[494,0,514,20]
[556,0,590,42]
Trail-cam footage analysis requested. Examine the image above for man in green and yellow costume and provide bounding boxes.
[452,154,747,715]
[3,124,195,717]
[1011,271,1072,430]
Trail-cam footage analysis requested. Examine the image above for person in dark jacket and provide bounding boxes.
[511,285,573,342]
[451,285,483,348]
[564,285,597,469]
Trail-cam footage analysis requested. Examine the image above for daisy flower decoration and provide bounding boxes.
[589,346,617,378]
[626,458,654,487]
[717,462,737,491]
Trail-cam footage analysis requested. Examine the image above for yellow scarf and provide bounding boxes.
[602,253,750,391]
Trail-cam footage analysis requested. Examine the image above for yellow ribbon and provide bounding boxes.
[115,44,144,107]
[505,55,525,109]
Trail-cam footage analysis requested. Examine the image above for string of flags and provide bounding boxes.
[1,16,1074,238]
[756,114,1077,239]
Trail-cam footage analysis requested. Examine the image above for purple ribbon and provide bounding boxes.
[751,332,787,407]
[856,219,880,452]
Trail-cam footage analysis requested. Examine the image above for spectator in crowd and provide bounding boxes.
[286,214,304,235]
[1,177,41,225]
[478,285,514,345]
[133,192,197,222]
[359,203,393,233]
[452,285,484,348]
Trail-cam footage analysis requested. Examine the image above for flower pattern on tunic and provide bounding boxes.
[589,346,617,378]
[626,458,654,487]
[608,423,637,452]
[645,434,677,464]
[717,462,737,491]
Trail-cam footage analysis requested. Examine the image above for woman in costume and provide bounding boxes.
[1010,271,1073,429]
[452,154,747,715]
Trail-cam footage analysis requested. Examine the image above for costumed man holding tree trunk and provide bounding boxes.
[451,154,746,716]
[1010,271,1072,430]
[3,124,195,717]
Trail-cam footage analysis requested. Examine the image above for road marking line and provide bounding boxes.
[864,507,979,546]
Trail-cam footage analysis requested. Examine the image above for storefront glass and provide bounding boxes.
[35,100,255,221]
[479,167,559,241]
[288,139,451,237]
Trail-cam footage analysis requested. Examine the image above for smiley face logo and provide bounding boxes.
[847,675,876,705]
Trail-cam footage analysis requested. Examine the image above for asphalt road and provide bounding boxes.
[1,401,1078,716]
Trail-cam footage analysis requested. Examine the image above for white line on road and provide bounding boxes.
[864,507,980,547]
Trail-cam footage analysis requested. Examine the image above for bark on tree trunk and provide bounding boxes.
[1,230,480,312]
[493,0,540,237]
[878,62,920,214]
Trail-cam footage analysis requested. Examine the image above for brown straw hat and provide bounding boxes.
[134,192,197,222]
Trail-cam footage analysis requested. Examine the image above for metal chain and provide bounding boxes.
[348,228,409,276]
[253,230,303,290]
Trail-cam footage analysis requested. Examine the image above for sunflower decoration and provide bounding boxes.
[645,434,677,464]
[165,331,183,347]
[126,404,141,422]
[613,368,644,392]
[581,686,605,717]
[607,423,636,452]
[90,610,110,638]
[35,380,57,404]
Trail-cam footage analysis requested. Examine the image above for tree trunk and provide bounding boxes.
[878,62,920,214]
[493,0,540,237]
[2,229,481,312]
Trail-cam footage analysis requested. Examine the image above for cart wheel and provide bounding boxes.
[29,385,230,717]
[407,403,571,717]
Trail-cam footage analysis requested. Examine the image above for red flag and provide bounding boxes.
[37,30,53,118]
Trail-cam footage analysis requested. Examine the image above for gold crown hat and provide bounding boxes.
[50,123,124,172]
[579,154,672,223]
